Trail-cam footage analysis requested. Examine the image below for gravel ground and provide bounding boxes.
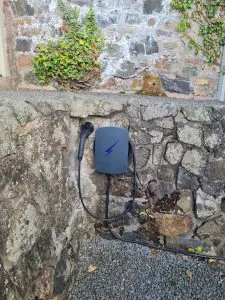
[67,237,225,300]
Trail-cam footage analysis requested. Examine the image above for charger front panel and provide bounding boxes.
[94,127,129,175]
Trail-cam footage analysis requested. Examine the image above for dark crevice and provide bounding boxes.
[0,153,16,160]
[25,100,44,116]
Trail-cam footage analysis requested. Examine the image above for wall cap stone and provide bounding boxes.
[1,91,225,114]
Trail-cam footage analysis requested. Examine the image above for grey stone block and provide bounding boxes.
[145,36,159,55]
[125,12,142,25]
[177,167,199,190]
[161,76,193,94]
[130,41,145,55]
[115,60,136,78]
[143,0,163,14]
[16,39,32,52]
[11,0,34,16]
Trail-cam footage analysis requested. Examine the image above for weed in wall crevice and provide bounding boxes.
[171,0,225,65]
[33,0,104,90]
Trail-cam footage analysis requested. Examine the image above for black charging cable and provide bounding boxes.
[106,143,225,262]
[78,122,225,262]
[78,162,133,222]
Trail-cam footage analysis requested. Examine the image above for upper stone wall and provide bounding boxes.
[3,0,221,97]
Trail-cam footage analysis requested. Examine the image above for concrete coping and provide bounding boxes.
[1,90,225,108]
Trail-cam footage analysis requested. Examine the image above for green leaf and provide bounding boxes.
[171,0,224,64]
[33,3,104,89]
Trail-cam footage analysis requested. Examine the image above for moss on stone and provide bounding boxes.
[137,74,166,96]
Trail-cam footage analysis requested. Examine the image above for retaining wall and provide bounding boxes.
[0,90,225,299]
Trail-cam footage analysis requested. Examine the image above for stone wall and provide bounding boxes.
[0,91,96,299]
[2,0,221,98]
[1,91,225,298]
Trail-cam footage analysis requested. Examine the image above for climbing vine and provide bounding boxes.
[33,0,104,90]
[171,0,225,64]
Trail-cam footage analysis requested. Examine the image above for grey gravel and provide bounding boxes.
[67,237,225,300]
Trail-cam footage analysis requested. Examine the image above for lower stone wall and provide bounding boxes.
[126,98,225,256]
[0,91,225,299]
[0,92,95,299]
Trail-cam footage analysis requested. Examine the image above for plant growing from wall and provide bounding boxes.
[171,0,225,64]
[33,0,104,90]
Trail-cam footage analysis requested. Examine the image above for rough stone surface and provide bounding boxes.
[1,91,225,298]
[165,142,184,165]
[177,190,193,213]
[196,216,225,255]
[4,0,220,96]
[11,0,35,16]
[195,189,219,219]
[166,236,203,250]
[115,61,136,78]
[148,180,176,200]
[141,103,177,121]
[17,54,32,69]
[177,124,202,147]
[70,97,124,118]
[200,177,224,197]
[136,147,150,169]
[193,77,210,96]
[143,0,163,14]
[182,149,206,175]
[182,107,212,122]
[15,38,32,52]
[23,70,39,84]
[145,36,159,55]
[203,123,222,149]
[197,216,225,240]
[130,126,152,145]
[155,117,174,129]
[204,133,221,148]
[221,199,225,213]
[177,167,199,191]
[182,66,198,78]
[125,12,142,25]
[149,129,163,144]
[205,158,225,181]
[160,76,192,94]
[96,12,118,28]
[129,40,145,56]
[106,44,123,58]
[157,164,175,182]
[175,111,188,124]
[0,106,21,157]
[0,92,96,299]
[154,213,193,237]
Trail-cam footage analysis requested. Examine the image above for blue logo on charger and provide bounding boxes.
[105,141,119,156]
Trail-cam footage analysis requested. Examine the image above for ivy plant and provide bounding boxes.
[171,0,225,64]
[33,0,104,90]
